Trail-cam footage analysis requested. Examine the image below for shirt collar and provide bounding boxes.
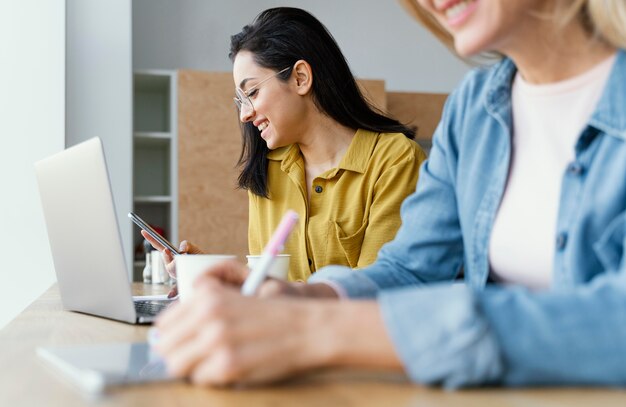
[266,129,378,174]
[338,129,377,173]
[267,144,296,164]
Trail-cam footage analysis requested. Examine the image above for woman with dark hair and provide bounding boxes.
[229,7,426,281]
[144,7,426,284]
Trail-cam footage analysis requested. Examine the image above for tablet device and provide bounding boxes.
[37,342,176,394]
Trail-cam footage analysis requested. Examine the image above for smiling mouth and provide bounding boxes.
[258,121,268,132]
[445,0,475,20]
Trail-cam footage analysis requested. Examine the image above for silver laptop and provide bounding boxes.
[35,137,173,324]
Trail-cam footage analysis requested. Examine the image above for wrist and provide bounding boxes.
[300,301,342,368]
[312,301,404,370]
[301,282,340,299]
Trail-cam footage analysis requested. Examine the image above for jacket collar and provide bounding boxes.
[484,49,626,141]
[588,49,626,141]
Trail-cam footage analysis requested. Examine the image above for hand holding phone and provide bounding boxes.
[128,212,180,255]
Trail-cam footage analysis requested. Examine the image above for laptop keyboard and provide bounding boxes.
[134,300,169,317]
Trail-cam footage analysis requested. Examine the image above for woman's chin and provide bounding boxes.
[453,34,493,58]
[262,131,288,150]
[263,136,281,150]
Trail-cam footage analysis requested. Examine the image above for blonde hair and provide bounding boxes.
[571,0,626,48]
[399,0,626,53]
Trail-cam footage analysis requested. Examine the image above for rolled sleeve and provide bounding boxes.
[308,266,381,299]
[378,283,504,389]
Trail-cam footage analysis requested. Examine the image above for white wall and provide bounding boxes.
[0,0,65,329]
[66,0,134,278]
[133,0,469,93]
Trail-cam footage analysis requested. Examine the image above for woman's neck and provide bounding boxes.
[298,115,356,173]
[505,19,616,84]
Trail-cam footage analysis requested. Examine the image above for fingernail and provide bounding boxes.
[179,241,188,252]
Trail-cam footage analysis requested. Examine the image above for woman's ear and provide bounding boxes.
[292,60,313,95]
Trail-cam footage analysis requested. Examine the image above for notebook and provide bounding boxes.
[35,137,173,324]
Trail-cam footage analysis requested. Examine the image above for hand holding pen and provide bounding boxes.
[151,210,298,346]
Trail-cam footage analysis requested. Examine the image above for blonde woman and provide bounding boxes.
[154,0,626,388]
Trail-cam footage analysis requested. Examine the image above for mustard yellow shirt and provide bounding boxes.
[248,129,427,282]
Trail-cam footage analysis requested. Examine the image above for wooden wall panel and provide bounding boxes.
[387,92,448,142]
[357,79,387,111]
[178,70,249,260]
[177,72,389,261]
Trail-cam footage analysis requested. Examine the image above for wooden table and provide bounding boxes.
[1,284,625,406]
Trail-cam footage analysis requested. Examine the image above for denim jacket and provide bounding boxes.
[309,50,626,388]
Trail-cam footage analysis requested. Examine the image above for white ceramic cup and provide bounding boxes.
[245,254,291,281]
[175,254,237,302]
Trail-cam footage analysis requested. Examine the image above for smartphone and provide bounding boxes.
[128,212,180,255]
[37,343,177,395]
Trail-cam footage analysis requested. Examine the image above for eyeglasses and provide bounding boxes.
[233,67,291,114]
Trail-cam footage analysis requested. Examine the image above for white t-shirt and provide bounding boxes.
[488,54,616,290]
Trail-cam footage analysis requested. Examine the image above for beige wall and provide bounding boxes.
[133,0,469,93]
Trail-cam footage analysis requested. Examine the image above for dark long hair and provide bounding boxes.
[230,7,415,197]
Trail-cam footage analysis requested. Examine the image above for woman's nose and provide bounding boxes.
[239,104,254,123]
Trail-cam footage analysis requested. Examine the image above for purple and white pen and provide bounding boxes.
[241,210,299,296]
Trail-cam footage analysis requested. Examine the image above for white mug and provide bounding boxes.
[246,254,291,281]
[175,254,237,302]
